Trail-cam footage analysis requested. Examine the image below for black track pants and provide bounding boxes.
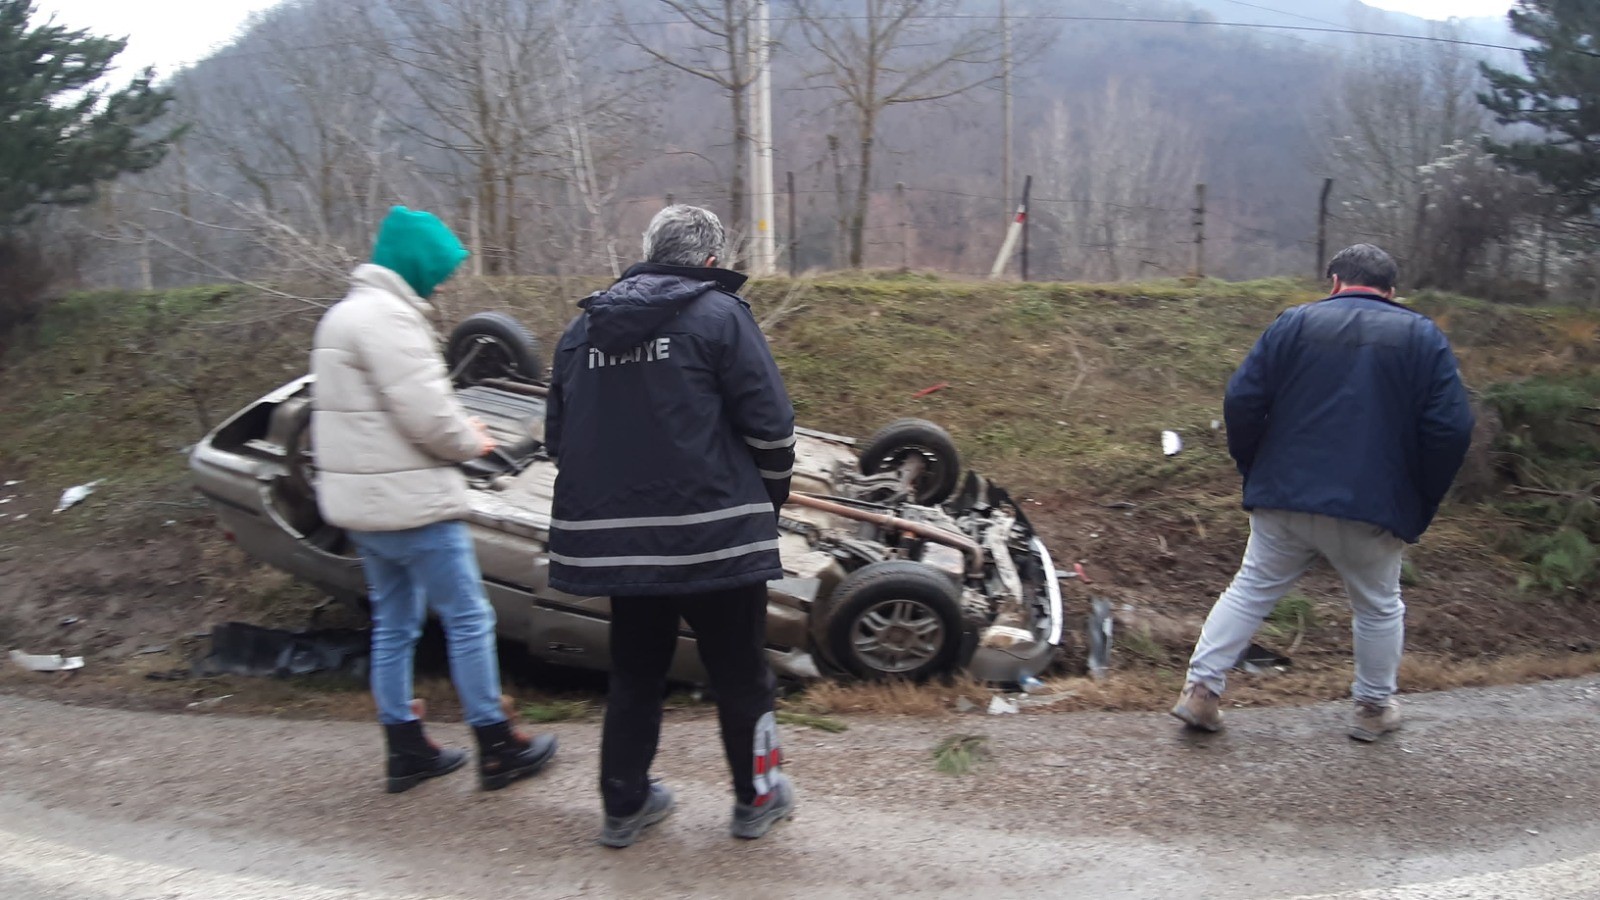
[600,583,781,817]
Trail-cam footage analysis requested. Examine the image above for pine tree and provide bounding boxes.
[0,0,178,230]
[1479,0,1600,215]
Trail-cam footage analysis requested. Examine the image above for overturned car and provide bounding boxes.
[189,312,1063,684]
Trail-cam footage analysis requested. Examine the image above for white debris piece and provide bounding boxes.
[987,696,1019,716]
[54,480,103,514]
[3,480,19,486]
[1162,431,1183,456]
[10,650,85,672]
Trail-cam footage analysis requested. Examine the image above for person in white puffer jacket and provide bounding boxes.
[311,205,557,795]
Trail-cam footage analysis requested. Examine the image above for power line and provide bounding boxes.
[178,10,1543,70]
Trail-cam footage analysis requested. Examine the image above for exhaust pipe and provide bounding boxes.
[785,492,985,577]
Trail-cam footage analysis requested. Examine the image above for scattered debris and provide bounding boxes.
[1087,598,1114,679]
[53,480,103,514]
[932,734,990,776]
[193,622,370,678]
[1527,829,1541,836]
[136,644,171,656]
[1210,419,1222,431]
[1235,642,1291,675]
[0,497,11,504]
[12,513,26,521]
[9,650,85,672]
[186,694,233,710]
[1162,430,1183,456]
[3,480,20,487]
[987,696,1019,715]
[1017,691,1077,709]
[1018,675,1046,694]
[912,382,950,398]
[1075,562,1091,583]
[58,616,80,627]
[955,696,978,714]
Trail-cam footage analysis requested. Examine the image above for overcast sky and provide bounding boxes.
[34,0,283,77]
[35,0,1515,78]
[1358,0,1513,18]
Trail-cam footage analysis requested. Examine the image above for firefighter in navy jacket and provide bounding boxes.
[544,205,798,847]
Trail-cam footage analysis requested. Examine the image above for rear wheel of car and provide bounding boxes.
[858,418,962,506]
[446,311,543,386]
[815,561,965,681]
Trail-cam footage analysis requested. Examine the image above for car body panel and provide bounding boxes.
[191,378,1064,684]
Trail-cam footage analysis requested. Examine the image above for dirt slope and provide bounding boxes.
[0,276,1596,710]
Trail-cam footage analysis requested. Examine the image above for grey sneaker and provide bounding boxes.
[1349,698,1402,742]
[1170,682,1224,732]
[598,782,676,849]
[731,772,795,840]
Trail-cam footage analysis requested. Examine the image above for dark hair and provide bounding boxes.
[1326,243,1400,292]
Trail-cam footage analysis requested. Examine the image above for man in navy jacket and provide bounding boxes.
[1171,244,1474,741]
[545,205,796,847]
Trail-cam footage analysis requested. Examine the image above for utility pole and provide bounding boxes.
[897,182,910,271]
[1020,175,1032,282]
[1001,0,1013,208]
[1412,192,1429,286]
[748,0,777,276]
[787,170,798,278]
[1191,183,1207,280]
[1316,177,1333,278]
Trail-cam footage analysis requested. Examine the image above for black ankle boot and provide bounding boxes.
[383,720,466,794]
[472,720,558,791]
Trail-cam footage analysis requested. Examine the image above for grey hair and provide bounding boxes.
[1327,243,1400,292]
[642,205,725,267]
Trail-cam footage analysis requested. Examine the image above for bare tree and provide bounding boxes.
[365,0,576,274]
[1321,23,1490,280]
[618,1,758,260]
[789,0,1011,268]
[1029,79,1201,281]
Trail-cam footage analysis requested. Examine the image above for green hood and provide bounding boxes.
[369,206,470,299]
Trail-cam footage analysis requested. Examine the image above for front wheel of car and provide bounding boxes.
[446,311,543,386]
[816,561,965,681]
[858,418,962,506]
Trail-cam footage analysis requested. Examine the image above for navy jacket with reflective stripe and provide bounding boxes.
[1226,291,1475,543]
[544,263,796,596]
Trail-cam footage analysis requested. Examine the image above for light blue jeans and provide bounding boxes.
[350,520,506,727]
[1187,510,1406,705]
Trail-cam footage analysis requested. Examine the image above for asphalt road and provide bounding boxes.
[4,678,1600,899]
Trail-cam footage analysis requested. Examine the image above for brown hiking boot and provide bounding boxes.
[1171,682,1224,732]
[1349,698,1402,742]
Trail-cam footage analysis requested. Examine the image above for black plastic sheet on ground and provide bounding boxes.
[193,623,370,679]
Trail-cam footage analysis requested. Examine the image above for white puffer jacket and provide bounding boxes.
[309,264,482,532]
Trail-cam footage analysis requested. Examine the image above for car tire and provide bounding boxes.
[446,311,543,386]
[815,561,965,681]
[857,418,962,506]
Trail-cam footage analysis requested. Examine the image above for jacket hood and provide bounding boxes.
[579,263,748,353]
[369,206,469,299]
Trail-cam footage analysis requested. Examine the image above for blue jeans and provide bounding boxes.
[350,520,507,728]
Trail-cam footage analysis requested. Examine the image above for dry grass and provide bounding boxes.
[787,652,1600,719]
